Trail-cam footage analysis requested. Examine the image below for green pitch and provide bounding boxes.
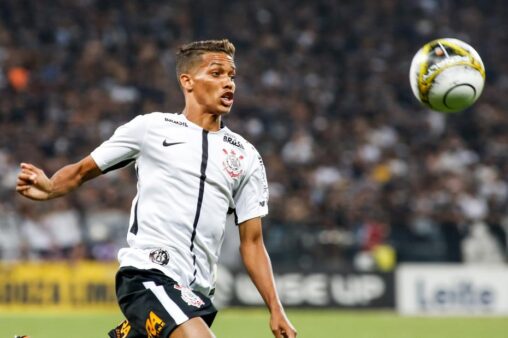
[0,309,507,338]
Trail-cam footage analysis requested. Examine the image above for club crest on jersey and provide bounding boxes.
[223,149,244,179]
[174,285,205,308]
[149,249,170,266]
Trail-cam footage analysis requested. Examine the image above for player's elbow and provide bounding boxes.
[239,236,265,258]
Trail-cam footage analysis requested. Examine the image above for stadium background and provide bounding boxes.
[1,0,508,337]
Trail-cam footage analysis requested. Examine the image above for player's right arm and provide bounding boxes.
[16,114,149,201]
[16,155,102,201]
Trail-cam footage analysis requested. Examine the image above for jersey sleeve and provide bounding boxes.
[90,115,148,173]
[233,149,269,224]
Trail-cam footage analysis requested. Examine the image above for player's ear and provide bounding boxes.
[179,74,193,92]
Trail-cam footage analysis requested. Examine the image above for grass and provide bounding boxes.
[0,308,507,338]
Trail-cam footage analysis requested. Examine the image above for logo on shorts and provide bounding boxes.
[116,320,131,338]
[149,249,170,266]
[174,284,205,308]
[223,148,244,179]
[146,311,166,338]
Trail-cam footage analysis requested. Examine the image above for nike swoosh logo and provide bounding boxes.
[162,140,185,147]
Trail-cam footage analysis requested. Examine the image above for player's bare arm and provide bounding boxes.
[239,217,297,338]
[16,155,102,200]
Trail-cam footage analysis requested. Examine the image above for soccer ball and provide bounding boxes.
[409,38,485,113]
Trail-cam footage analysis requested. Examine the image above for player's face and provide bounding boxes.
[188,52,236,115]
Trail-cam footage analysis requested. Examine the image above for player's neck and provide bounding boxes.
[183,108,222,132]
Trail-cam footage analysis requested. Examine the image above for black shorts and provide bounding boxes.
[108,267,217,338]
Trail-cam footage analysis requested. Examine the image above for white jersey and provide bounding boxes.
[90,112,269,296]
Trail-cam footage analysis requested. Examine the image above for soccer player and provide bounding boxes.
[16,39,297,338]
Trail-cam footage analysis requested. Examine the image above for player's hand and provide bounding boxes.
[16,163,52,200]
[270,309,297,338]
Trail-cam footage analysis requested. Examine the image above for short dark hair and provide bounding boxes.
[175,39,235,78]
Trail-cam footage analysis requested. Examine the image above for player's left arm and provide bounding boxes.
[239,217,297,338]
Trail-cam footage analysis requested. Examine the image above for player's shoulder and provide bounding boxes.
[136,112,189,127]
[140,111,185,122]
[222,127,261,157]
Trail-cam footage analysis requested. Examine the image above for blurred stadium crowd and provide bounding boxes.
[1,0,507,270]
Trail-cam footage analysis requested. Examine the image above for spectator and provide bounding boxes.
[0,0,507,269]
[462,221,505,263]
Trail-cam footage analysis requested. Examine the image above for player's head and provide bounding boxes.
[176,39,235,78]
[176,39,236,115]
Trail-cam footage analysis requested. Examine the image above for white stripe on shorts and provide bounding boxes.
[143,281,189,325]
